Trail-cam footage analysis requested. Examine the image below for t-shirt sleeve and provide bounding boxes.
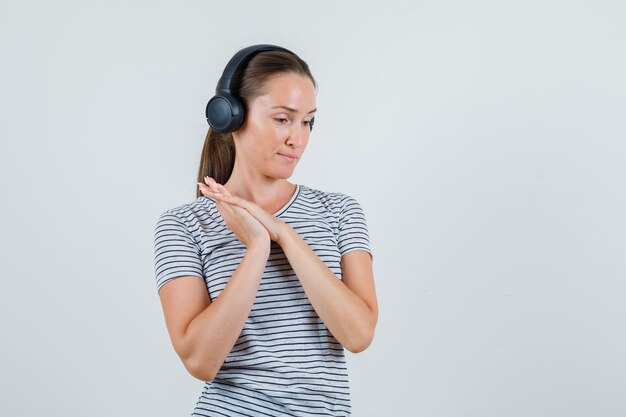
[337,194,374,262]
[153,211,204,294]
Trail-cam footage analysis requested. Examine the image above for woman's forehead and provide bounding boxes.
[254,74,316,111]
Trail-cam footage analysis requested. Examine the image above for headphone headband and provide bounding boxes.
[216,44,295,93]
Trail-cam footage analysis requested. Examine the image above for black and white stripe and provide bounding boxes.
[153,184,373,416]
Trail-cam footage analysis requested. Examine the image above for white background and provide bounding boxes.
[1,1,625,416]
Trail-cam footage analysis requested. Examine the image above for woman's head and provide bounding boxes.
[197,49,317,197]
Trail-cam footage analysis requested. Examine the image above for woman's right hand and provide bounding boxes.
[198,178,270,249]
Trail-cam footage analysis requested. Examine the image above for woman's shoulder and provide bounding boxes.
[155,196,217,227]
[299,183,348,199]
[299,183,360,207]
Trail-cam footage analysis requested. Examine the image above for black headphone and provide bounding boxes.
[205,44,311,134]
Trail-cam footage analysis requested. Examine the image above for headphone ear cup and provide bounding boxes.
[206,92,244,133]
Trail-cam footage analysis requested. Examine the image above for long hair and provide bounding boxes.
[196,49,317,198]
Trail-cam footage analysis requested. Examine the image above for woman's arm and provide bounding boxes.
[196,178,378,353]
[159,242,270,381]
[277,224,378,353]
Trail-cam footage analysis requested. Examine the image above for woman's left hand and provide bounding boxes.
[198,176,288,243]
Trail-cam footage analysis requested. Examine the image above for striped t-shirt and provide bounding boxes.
[153,183,373,416]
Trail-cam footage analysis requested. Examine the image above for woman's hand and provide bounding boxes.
[198,176,288,244]
[197,177,270,248]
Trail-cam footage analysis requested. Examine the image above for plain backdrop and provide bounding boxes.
[1,1,625,416]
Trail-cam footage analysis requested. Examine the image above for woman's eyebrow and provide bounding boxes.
[271,105,317,114]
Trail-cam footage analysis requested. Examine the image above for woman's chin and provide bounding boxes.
[270,167,296,180]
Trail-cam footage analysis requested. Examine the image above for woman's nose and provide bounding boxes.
[286,124,307,147]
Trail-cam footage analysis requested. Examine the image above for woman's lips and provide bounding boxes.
[279,153,298,162]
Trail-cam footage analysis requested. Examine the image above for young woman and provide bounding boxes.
[153,44,378,417]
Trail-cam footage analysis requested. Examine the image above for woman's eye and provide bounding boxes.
[274,118,288,124]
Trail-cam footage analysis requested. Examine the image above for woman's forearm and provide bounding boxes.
[277,224,376,353]
[183,243,270,380]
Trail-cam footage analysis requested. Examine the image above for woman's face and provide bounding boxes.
[232,73,317,180]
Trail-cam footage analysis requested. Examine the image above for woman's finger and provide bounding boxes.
[198,178,283,242]
[205,176,232,197]
[198,181,252,213]
[213,192,270,245]
[197,182,219,199]
[201,186,244,207]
